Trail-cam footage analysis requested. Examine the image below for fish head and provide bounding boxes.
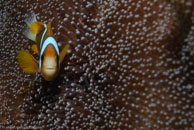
[41,44,59,81]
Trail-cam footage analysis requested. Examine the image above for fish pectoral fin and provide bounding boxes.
[60,44,70,64]
[18,50,39,73]
[32,44,39,56]
[30,22,45,34]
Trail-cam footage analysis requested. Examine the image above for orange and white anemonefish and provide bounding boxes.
[18,13,70,81]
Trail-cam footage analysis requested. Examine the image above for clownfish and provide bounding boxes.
[18,13,70,81]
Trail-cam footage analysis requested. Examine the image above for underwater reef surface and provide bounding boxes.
[0,0,194,129]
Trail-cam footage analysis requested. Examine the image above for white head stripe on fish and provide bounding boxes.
[40,24,47,48]
[39,36,60,71]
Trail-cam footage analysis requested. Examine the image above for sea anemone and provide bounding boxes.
[0,0,194,129]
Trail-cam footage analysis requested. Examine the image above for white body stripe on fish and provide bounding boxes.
[40,24,48,48]
[40,37,60,57]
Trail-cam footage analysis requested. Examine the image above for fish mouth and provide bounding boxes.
[42,67,57,81]
[46,67,55,70]
[44,68,57,74]
[45,65,56,69]
[42,66,57,75]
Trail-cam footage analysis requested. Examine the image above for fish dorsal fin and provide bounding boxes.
[47,22,51,29]
[60,44,70,64]
[18,50,39,73]
[30,22,45,34]
[46,22,54,36]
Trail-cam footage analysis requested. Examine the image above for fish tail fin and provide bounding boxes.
[60,44,71,64]
[23,12,37,41]
[24,21,45,41]
[23,28,36,42]
[23,12,45,41]
[29,22,44,34]
[25,12,37,27]
[18,50,39,73]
